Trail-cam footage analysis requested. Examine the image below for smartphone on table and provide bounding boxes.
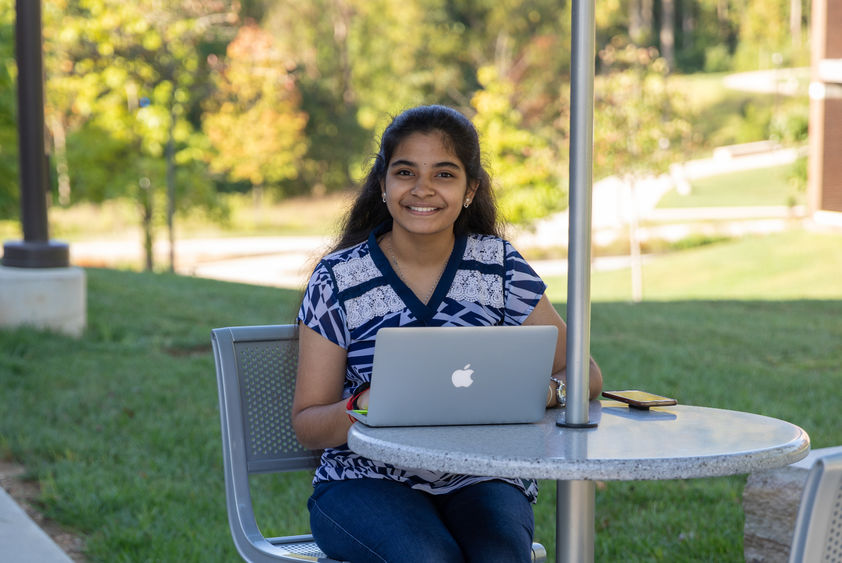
[602,390,677,409]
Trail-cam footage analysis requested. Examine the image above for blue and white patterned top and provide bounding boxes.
[297,224,548,502]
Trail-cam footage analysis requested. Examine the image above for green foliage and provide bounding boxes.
[770,97,809,144]
[263,0,576,202]
[61,126,140,203]
[202,24,308,192]
[594,38,695,180]
[38,0,237,268]
[42,1,236,208]
[703,44,733,73]
[675,0,740,73]
[787,155,808,196]
[720,93,808,147]
[0,0,817,228]
[262,0,373,193]
[732,0,810,70]
[472,65,565,223]
[0,0,18,218]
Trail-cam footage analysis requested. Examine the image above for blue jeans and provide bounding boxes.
[308,478,535,563]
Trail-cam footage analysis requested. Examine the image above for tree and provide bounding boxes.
[472,65,566,224]
[659,0,676,71]
[733,0,804,69]
[262,0,369,194]
[594,38,695,300]
[202,24,308,195]
[43,0,238,270]
[263,0,474,194]
[255,0,580,223]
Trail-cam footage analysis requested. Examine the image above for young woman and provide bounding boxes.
[293,105,602,562]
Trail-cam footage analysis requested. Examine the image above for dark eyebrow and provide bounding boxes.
[389,159,462,170]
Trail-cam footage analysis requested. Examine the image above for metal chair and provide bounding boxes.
[788,450,842,563]
[212,324,547,563]
[213,324,337,562]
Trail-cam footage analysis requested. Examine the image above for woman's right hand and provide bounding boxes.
[355,389,371,410]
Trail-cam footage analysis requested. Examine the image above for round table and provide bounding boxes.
[347,401,809,562]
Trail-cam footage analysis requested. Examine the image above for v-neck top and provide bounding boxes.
[297,223,547,501]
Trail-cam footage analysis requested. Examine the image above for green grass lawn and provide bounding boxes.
[656,162,805,209]
[546,229,842,303]
[2,228,841,561]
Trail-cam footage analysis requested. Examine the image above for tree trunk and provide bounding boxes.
[333,0,355,105]
[660,0,676,71]
[49,114,71,206]
[629,0,643,43]
[641,0,654,41]
[626,177,643,303]
[140,177,154,272]
[166,104,176,273]
[790,0,802,48]
[681,0,695,50]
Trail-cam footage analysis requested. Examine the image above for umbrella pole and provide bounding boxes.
[556,0,597,560]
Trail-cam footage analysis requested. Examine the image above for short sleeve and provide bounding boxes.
[297,261,350,349]
[503,242,547,325]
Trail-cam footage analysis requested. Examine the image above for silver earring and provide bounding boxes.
[464,199,471,208]
[382,193,387,203]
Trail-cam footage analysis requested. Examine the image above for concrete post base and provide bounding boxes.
[0,266,86,337]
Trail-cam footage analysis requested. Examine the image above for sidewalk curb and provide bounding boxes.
[0,486,73,563]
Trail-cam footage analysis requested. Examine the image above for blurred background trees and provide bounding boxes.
[0,3,19,218]
[0,0,812,261]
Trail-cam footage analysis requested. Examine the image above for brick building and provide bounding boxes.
[808,0,842,224]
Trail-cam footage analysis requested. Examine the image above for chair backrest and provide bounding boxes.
[213,324,345,562]
[213,324,321,475]
[788,450,842,563]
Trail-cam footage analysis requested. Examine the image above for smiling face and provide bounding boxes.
[381,131,478,240]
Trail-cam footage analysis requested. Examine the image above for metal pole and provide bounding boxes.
[560,0,596,426]
[556,0,597,560]
[2,0,69,268]
[557,480,596,562]
[15,0,49,243]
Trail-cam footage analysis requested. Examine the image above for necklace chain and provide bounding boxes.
[384,235,448,305]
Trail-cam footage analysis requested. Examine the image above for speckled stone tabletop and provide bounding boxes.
[347,401,810,481]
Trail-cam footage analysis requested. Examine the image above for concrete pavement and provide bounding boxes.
[0,487,73,563]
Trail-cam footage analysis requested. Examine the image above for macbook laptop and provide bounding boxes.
[349,325,558,427]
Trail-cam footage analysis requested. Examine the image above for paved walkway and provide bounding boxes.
[0,487,73,563]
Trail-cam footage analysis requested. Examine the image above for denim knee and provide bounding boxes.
[308,479,464,563]
[437,480,535,563]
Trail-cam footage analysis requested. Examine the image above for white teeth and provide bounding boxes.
[409,206,437,212]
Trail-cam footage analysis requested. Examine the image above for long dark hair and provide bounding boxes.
[329,105,502,253]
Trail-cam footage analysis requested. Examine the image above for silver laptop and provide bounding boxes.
[350,325,558,427]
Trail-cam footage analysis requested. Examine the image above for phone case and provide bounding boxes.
[602,390,677,409]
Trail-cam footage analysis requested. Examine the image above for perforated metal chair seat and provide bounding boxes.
[212,324,546,563]
[266,535,333,561]
[788,450,842,563]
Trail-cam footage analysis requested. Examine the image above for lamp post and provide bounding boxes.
[0,0,85,338]
[1,0,68,268]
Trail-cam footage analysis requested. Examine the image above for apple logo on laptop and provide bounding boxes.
[451,364,475,388]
